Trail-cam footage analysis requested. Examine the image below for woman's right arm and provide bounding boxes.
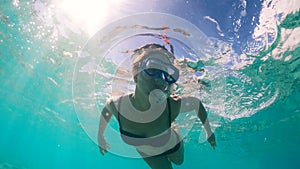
[97,105,113,155]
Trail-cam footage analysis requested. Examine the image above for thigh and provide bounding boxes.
[142,156,173,169]
[167,140,184,165]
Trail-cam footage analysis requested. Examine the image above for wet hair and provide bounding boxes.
[133,43,169,55]
[131,44,175,81]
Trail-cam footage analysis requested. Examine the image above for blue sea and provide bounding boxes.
[0,0,300,169]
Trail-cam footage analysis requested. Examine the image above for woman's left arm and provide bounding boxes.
[180,96,216,149]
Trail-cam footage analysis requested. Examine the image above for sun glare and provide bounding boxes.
[58,0,124,35]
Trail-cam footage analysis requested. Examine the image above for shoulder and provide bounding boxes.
[168,95,181,121]
[170,95,203,114]
[104,94,131,117]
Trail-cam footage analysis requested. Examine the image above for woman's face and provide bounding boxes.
[139,70,170,93]
[135,49,176,95]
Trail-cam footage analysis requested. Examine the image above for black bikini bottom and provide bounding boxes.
[137,133,182,158]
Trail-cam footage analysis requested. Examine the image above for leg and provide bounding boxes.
[167,139,184,165]
[141,155,173,169]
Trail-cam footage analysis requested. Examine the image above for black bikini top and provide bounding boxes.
[117,98,172,147]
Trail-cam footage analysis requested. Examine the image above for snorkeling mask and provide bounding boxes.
[141,57,179,85]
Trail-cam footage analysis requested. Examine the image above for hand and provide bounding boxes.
[98,136,110,156]
[207,133,216,149]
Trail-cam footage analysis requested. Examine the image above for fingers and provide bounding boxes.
[210,141,216,149]
[100,149,104,156]
[207,133,216,149]
[99,143,110,156]
[99,147,108,156]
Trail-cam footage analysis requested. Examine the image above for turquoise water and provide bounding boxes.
[1,0,300,169]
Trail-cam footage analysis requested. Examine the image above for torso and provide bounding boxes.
[109,94,181,139]
[107,94,182,156]
[119,106,170,137]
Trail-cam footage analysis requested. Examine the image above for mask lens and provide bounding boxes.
[163,72,177,84]
[144,69,177,84]
[144,68,161,76]
[142,58,179,84]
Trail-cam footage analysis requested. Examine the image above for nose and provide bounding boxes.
[153,78,169,90]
